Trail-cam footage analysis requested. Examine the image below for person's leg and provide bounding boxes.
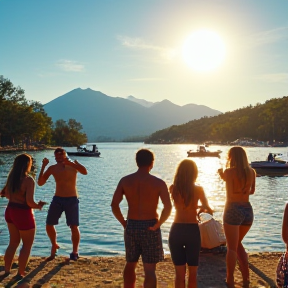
[237,225,251,285]
[18,229,36,276]
[64,197,80,258]
[187,266,198,288]
[4,223,20,273]
[46,198,62,260]
[46,225,59,259]
[123,262,137,288]
[70,225,80,255]
[224,223,239,287]
[184,224,201,288]
[174,265,186,288]
[143,262,157,288]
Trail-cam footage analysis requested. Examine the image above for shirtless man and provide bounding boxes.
[37,148,87,260]
[111,149,172,288]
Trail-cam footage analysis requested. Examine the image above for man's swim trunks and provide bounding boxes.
[46,196,79,226]
[169,223,201,266]
[5,202,35,230]
[124,219,164,263]
[223,202,253,226]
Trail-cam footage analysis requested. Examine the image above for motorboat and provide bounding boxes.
[67,144,101,157]
[187,145,222,158]
[250,161,288,170]
[250,154,288,176]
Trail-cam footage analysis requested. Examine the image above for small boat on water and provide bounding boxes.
[67,144,101,157]
[250,152,288,176]
[187,145,222,158]
[250,161,288,170]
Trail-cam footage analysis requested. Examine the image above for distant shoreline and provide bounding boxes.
[0,146,57,153]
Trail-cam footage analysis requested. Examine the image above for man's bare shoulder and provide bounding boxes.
[120,172,137,182]
[149,174,166,185]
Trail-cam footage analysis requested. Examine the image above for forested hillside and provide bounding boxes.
[145,97,288,144]
[0,76,87,147]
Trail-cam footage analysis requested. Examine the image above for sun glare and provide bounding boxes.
[182,29,226,72]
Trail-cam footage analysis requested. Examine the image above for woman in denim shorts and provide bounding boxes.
[218,146,256,288]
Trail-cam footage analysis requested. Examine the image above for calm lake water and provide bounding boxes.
[0,143,288,257]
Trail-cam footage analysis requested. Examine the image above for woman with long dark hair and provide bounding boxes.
[218,146,256,287]
[1,153,45,278]
[169,159,213,288]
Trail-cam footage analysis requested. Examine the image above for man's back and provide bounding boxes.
[111,149,172,288]
[121,171,166,220]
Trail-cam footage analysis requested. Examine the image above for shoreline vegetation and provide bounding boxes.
[0,146,57,153]
[0,252,282,287]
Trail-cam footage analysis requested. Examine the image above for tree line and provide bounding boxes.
[145,96,288,144]
[0,76,87,147]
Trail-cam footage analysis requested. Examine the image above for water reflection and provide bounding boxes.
[0,144,287,256]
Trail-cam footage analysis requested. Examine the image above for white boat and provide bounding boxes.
[187,145,222,158]
[67,144,101,157]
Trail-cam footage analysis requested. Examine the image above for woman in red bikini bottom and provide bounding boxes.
[0,154,46,279]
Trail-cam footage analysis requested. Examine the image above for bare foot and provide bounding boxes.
[46,243,60,261]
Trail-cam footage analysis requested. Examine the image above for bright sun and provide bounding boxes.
[182,29,226,72]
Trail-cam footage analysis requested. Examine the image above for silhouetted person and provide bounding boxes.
[111,149,172,288]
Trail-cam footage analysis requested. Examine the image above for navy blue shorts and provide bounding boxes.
[223,202,253,226]
[46,196,79,226]
[124,219,164,264]
[169,223,201,266]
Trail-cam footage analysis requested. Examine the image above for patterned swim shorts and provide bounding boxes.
[124,219,164,263]
[223,202,254,226]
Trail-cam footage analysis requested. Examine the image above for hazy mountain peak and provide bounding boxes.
[152,99,177,108]
[127,95,154,107]
[44,88,222,141]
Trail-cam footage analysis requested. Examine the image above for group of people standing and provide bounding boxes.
[1,146,257,288]
[111,146,256,288]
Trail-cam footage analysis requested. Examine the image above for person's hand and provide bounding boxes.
[63,156,73,165]
[42,158,49,167]
[38,200,47,210]
[197,206,214,221]
[122,220,127,229]
[217,168,223,175]
[148,221,160,231]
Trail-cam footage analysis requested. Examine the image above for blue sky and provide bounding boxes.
[1,0,287,112]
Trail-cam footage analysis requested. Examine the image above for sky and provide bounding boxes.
[0,0,288,113]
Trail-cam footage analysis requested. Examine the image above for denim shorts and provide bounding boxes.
[46,196,79,226]
[223,202,253,226]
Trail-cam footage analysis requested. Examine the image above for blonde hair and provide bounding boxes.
[226,146,251,190]
[172,159,198,207]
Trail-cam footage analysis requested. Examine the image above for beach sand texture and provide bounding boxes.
[0,252,282,287]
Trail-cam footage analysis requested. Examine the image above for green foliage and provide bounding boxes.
[52,119,87,146]
[0,76,86,148]
[145,96,288,144]
[0,76,53,147]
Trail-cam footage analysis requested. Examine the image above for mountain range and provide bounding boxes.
[44,88,222,141]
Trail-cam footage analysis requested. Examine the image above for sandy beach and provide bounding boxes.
[0,252,282,288]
